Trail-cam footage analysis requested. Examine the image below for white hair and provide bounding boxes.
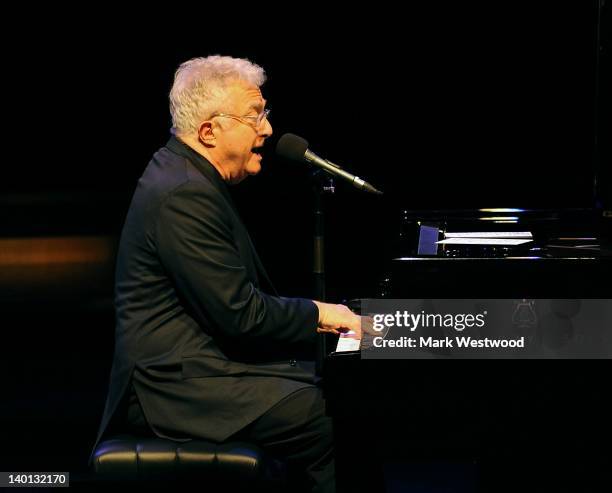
[169,55,266,135]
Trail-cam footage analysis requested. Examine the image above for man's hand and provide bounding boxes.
[312,301,363,339]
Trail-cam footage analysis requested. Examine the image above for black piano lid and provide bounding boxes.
[383,207,611,298]
[396,207,609,258]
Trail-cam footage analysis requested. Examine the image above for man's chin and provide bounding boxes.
[229,165,261,185]
[247,162,262,176]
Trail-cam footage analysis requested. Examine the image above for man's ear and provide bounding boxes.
[198,121,216,148]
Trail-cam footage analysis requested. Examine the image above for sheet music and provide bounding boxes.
[437,238,533,245]
[444,232,532,238]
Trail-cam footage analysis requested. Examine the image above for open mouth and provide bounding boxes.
[251,146,264,158]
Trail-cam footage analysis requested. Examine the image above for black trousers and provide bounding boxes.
[126,384,335,493]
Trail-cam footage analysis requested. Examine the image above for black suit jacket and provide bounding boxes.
[92,137,318,458]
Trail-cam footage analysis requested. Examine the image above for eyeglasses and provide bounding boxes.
[210,108,270,130]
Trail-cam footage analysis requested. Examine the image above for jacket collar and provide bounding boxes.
[165,135,226,189]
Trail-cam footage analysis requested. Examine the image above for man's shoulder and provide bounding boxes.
[122,146,226,231]
[139,146,222,203]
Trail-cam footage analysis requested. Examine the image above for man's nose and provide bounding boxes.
[260,118,273,137]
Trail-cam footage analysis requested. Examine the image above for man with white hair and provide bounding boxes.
[92,55,361,492]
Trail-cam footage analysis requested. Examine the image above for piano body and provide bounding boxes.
[324,208,612,492]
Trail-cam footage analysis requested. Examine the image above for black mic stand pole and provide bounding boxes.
[312,169,335,376]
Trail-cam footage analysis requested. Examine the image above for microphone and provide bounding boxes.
[276,133,383,195]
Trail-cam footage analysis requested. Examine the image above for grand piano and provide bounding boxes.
[324,207,612,492]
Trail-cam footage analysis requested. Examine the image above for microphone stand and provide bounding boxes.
[312,169,335,376]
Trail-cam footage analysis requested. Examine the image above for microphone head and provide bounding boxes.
[276,133,309,161]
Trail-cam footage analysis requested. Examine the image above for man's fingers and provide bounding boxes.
[317,326,341,335]
[315,304,364,337]
[361,316,379,336]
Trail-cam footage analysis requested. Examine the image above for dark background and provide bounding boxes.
[1,0,610,482]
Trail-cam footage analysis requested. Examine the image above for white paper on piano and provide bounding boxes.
[444,231,533,238]
[436,238,533,245]
[335,333,361,352]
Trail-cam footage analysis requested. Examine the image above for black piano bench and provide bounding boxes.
[91,434,286,490]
